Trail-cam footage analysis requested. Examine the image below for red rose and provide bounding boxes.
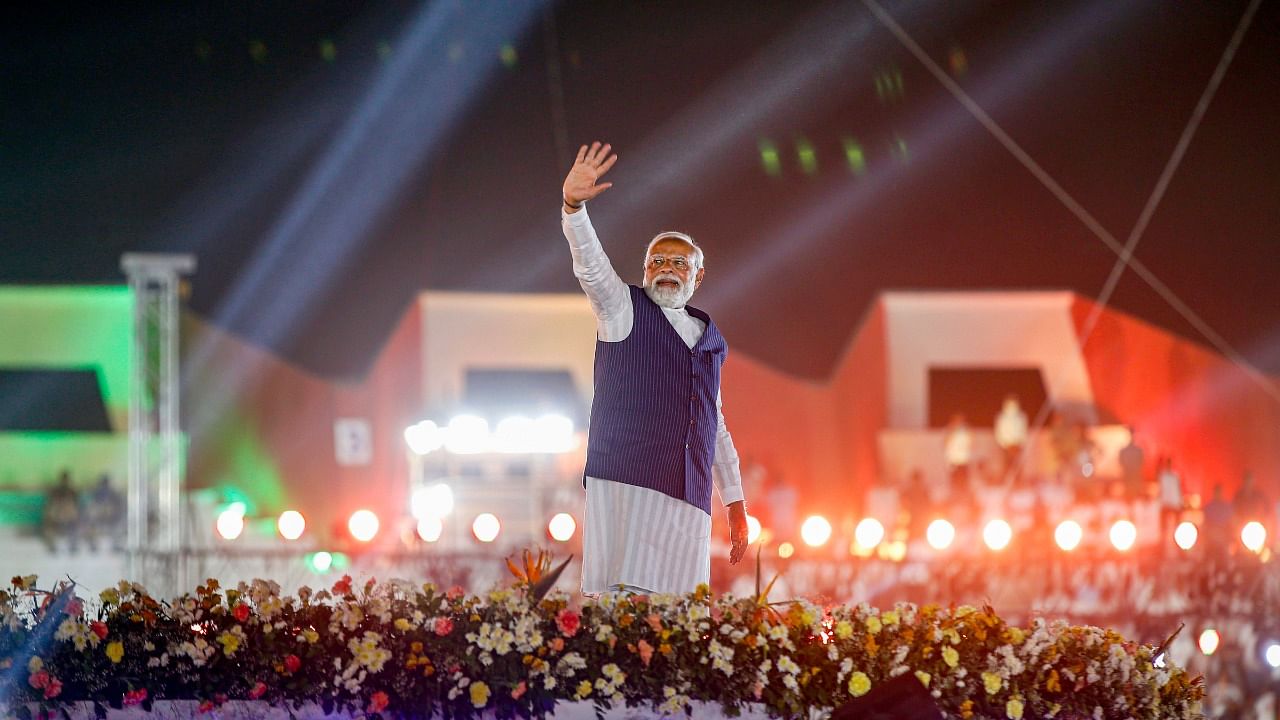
[124,688,148,706]
[232,603,251,623]
[446,585,464,600]
[198,700,214,714]
[368,691,389,713]
[332,575,353,596]
[29,670,49,689]
[248,682,267,699]
[43,677,63,699]
[433,617,454,637]
[90,621,109,640]
[556,608,581,637]
[283,654,302,674]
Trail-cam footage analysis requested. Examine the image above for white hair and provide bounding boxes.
[643,231,704,270]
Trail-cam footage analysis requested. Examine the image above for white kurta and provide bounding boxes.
[562,206,745,596]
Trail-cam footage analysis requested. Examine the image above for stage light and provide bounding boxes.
[309,551,333,573]
[1199,628,1220,656]
[1174,521,1198,550]
[411,483,454,519]
[277,510,306,540]
[1265,643,1280,669]
[532,414,576,453]
[746,515,762,544]
[404,420,443,455]
[473,513,501,543]
[1109,520,1137,552]
[800,515,832,547]
[216,508,245,540]
[854,518,885,550]
[758,139,782,177]
[548,513,576,542]
[445,414,489,454]
[1242,521,1267,553]
[494,415,534,453]
[983,519,1012,551]
[416,516,443,543]
[778,542,795,558]
[926,519,955,550]
[348,510,380,542]
[1055,520,1083,551]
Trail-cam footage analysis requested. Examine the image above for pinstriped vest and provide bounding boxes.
[583,284,727,515]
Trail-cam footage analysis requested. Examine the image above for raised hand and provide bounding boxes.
[563,141,618,207]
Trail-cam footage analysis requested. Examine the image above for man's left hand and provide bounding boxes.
[727,501,748,565]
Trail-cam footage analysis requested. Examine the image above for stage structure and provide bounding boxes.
[121,253,196,597]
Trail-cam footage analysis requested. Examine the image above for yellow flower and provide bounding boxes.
[100,588,120,605]
[470,681,491,708]
[835,620,853,640]
[865,616,882,634]
[394,618,413,631]
[217,630,242,657]
[882,610,899,625]
[27,656,43,673]
[848,671,871,697]
[302,629,319,644]
[915,671,931,688]
[942,646,959,668]
[576,680,593,699]
[1006,697,1024,719]
[983,671,1003,695]
[105,641,124,664]
[1006,627,1026,645]
[1045,669,1061,693]
[944,628,961,645]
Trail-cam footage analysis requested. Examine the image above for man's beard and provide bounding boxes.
[643,272,696,309]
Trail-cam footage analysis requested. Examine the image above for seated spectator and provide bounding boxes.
[993,394,1028,481]
[84,473,126,552]
[41,469,81,552]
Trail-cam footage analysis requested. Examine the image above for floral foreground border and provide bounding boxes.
[0,574,1203,720]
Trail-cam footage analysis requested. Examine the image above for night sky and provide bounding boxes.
[4,0,1278,382]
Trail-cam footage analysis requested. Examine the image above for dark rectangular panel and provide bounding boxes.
[0,368,113,432]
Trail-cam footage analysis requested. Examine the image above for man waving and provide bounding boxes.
[561,141,749,597]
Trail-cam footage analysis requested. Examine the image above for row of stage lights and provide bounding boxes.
[1197,628,1280,669]
[403,414,577,456]
[775,515,1270,559]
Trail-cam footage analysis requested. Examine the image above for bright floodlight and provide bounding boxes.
[800,515,833,547]
[1241,521,1267,553]
[277,510,306,540]
[1265,643,1280,669]
[216,508,245,540]
[532,414,577,453]
[416,516,443,543]
[1055,520,1083,551]
[1174,521,1198,550]
[472,513,501,543]
[403,420,443,455]
[1199,628,1220,656]
[854,518,885,549]
[445,414,490,454]
[926,519,955,550]
[493,415,535,453]
[1109,520,1137,552]
[778,542,795,558]
[983,519,1012,551]
[548,513,576,542]
[746,515,762,544]
[311,551,333,572]
[348,510,380,542]
[411,483,454,520]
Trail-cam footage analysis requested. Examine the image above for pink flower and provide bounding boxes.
[283,654,302,674]
[63,598,84,616]
[248,682,267,699]
[43,677,63,700]
[646,613,663,632]
[90,621,109,640]
[124,688,148,706]
[368,691,389,713]
[753,681,764,699]
[711,605,724,622]
[511,681,527,700]
[446,585,464,600]
[433,617,454,637]
[556,608,581,637]
[198,700,214,714]
[331,575,353,596]
[232,603,251,623]
[637,639,654,667]
[29,670,49,689]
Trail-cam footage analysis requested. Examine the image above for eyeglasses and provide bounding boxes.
[645,255,693,271]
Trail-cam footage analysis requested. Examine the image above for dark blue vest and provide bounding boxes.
[583,285,727,515]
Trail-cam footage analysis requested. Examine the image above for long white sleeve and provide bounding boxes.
[561,207,633,342]
[713,390,745,506]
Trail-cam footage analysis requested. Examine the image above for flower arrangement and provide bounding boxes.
[0,568,1203,720]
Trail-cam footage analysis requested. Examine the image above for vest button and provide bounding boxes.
[685,443,690,449]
